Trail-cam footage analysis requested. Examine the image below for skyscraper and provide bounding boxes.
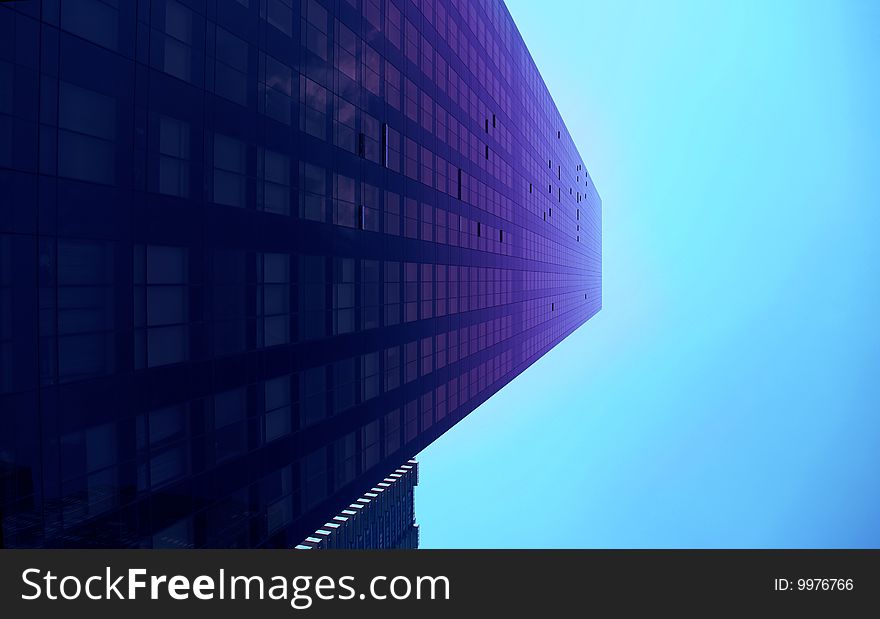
[0,0,601,548]
[296,459,418,549]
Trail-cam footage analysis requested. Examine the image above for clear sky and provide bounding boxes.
[418,0,880,548]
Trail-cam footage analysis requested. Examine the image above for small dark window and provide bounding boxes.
[499,229,503,242]
[485,145,489,159]
[543,212,546,221]
[492,114,496,127]
[549,159,552,168]
[485,118,489,133]
[549,208,552,217]
[557,130,560,139]
[551,303,555,311]
[477,222,481,237]
[577,209,580,220]
[529,183,532,193]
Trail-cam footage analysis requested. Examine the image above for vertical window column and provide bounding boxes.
[134,245,189,369]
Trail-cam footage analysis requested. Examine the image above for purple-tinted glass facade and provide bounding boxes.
[0,0,600,548]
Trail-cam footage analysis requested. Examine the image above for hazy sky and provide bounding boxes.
[418,0,880,548]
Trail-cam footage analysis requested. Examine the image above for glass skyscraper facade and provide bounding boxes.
[0,0,601,548]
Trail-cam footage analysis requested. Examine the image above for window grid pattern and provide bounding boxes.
[0,0,600,549]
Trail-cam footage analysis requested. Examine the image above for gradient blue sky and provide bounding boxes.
[418,0,880,548]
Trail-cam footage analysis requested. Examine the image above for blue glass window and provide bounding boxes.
[360,351,379,402]
[164,0,193,82]
[159,115,190,197]
[334,432,355,488]
[333,357,355,413]
[134,245,189,368]
[0,235,12,393]
[58,82,116,184]
[57,240,115,382]
[300,76,327,140]
[332,258,355,335]
[360,259,380,330]
[260,53,293,125]
[213,133,247,207]
[332,173,356,227]
[264,375,292,442]
[153,518,194,549]
[60,422,119,525]
[214,387,246,462]
[263,464,294,535]
[61,0,118,51]
[302,0,329,62]
[301,365,326,427]
[299,255,325,340]
[383,345,400,392]
[0,61,11,168]
[360,419,380,471]
[262,0,294,37]
[212,250,247,356]
[384,408,400,455]
[257,147,290,214]
[299,161,326,221]
[137,404,189,489]
[257,252,290,347]
[214,27,249,105]
[383,260,400,326]
[302,446,327,510]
